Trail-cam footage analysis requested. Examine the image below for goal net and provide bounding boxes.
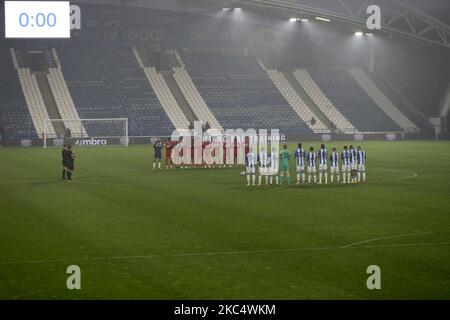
[43,118,128,148]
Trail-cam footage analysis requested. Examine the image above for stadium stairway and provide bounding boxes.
[133,48,190,131]
[161,71,198,124]
[262,63,330,133]
[34,72,66,138]
[12,48,56,138]
[173,51,223,130]
[12,48,87,139]
[293,69,356,133]
[16,67,56,138]
[47,49,87,137]
[349,69,419,133]
[283,72,334,132]
[371,70,433,134]
[308,68,402,133]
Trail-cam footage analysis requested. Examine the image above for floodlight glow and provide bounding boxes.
[355,31,364,36]
[301,18,309,22]
[366,33,374,36]
[289,18,298,22]
[315,16,330,22]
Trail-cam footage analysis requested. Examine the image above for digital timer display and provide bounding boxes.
[5,1,70,38]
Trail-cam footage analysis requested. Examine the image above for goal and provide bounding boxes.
[43,118,128,148]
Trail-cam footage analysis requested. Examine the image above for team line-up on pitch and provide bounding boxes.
[151,137,367,186]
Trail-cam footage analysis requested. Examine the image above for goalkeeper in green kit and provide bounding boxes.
[279,144,291,185]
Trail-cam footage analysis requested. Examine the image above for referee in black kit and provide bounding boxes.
[65,145,76,181]
[62,144,68,180]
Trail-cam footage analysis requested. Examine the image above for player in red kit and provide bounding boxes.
[233,137,238,166]
[165,139,173,169]
[190,138,195,168]
[223,141,227,168]
[202,140,208,168]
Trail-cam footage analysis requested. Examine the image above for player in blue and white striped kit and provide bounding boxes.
[357,146,367,183]
[349,145,358,183]
[317,144,328,184]
[294,143,307,185]
[341,146,350,184]
[307,146,317,184]
[246,148,256,186]
[268,147,279,185]
[258,147,269,185]
[329,147,340,183]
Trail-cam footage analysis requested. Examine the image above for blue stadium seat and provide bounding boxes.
[181,52,312,135]
[0,49,37,140]
[58,47,174,137]
[309,68,401,132]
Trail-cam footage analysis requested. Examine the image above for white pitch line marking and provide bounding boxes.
[341,230,450,248]
[370,169,419,182]
[1,240,449,266]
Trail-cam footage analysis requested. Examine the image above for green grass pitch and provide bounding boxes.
[0,141,449,299]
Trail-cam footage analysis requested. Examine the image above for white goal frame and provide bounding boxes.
[43,118,129,148]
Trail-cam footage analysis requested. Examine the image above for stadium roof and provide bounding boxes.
[399,0,450,23]
[73,0,450,48]
[238,0,450,48]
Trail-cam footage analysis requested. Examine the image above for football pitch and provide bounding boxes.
[0,140,449,299]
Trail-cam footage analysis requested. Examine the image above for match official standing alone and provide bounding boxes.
[65,145,76,181]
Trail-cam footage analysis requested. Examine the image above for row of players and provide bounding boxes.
[151,139,366,185]
[152,138,266,170]
[244,143,366,186]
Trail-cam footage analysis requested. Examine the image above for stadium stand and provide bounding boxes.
[0,49,37,140]
[0,47,427,140]
[308,68,402,132]
[58,47,175,137]
[181,52,312,134]
[349,69,419,133]
[293,69,356,133]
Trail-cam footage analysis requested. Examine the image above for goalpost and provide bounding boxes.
[43,118,129,148]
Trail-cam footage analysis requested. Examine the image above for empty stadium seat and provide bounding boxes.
[0,49,37,140]
[58,47,175,137]
[308,68,402,132]
[181,52,312,135]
